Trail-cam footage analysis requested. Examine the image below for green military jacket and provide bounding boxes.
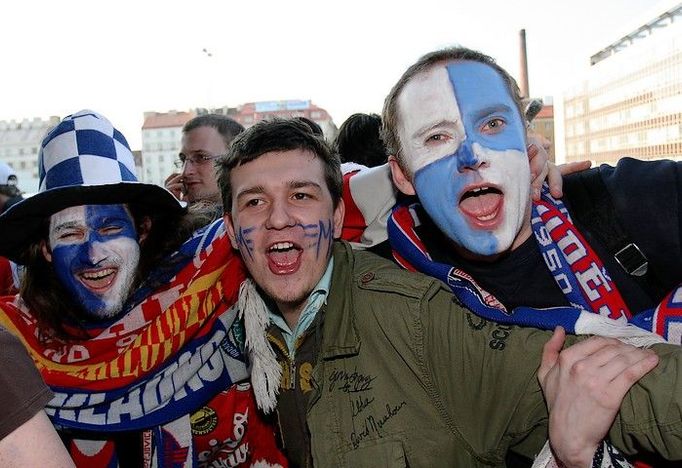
[305,241,682,467]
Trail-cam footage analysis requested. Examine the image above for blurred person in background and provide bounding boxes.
[165,114,244,213]
[0,160,23,214]
[0,161,23,295]
[335,112,387,168]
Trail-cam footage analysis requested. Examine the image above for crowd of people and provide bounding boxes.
[1,45,682,468]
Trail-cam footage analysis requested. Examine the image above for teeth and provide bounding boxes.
[269,242,294,252]
[470,186,493,194]
[82,268,115,280]
[477,213,496,221]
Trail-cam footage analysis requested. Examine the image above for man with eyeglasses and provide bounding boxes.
[165,114,244,208]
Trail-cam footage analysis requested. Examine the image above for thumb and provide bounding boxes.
[539,326,565,381]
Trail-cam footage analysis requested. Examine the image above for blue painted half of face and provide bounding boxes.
[52,205,139,317]
[446,61,526,154]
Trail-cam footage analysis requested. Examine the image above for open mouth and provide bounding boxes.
[267,241,302,274]
[459,185,503,224]
[78,267,117,291]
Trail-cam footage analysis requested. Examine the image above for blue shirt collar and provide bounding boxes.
[267,258,334,357]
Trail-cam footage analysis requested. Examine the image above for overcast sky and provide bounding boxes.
[0,0,676,149]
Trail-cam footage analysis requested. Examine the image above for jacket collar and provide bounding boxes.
[319,241,361,359]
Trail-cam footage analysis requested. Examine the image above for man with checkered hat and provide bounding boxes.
[0,110,286,467]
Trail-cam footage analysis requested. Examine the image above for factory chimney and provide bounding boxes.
[519,29,530,98]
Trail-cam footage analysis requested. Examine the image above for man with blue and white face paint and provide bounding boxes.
[370,46,682,467]
[43,204,143,320]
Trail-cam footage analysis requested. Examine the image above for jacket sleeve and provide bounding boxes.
[340,163,396,249]
[421,285,682,462]
[606,341,682,459]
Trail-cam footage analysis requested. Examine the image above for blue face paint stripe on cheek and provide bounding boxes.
[316,219,334,259]
[236,226,255,260]
[300,222,321,239]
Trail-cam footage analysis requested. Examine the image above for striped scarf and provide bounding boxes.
[388,186,680,346]
[0,221,286,467]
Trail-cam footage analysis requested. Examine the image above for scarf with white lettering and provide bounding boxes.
[388,185,680,346]
[0,223,286,467]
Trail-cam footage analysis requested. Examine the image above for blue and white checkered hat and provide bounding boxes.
[0,110,183,263]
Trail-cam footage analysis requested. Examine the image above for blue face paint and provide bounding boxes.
[236,225,257,260]
[311,219,334,259]
[415,156,499,253]
[408,62,531,256]
[446,61,526,154]
[49,204,141,320]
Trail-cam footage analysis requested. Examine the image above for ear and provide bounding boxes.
[40,239,52,263]
[223,213,239,250]
[388,156,416,196]
[138,216,153,244]
[333,198,346,239]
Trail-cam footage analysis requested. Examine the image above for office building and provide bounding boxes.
[563,3,682,164]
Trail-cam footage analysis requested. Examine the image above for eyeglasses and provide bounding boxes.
[174,154,224,169]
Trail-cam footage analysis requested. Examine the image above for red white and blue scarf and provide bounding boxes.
[0,221,286,467]
[388,186,682,345]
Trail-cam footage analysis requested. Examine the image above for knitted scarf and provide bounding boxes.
[0,222,285,467]
[388,186,680,346]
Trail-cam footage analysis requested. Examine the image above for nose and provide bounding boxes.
[181,160,195,176]
[85,241,109,266]
[265,199,296,230]
[456,140,485,173]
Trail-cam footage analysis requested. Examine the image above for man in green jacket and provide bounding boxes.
[216,117,682,467]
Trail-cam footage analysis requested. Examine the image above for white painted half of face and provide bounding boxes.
[397,65,466,175]
[46,204,141,321]
[395,61,532,257]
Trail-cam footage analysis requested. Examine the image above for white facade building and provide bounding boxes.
[0,116,60,193]
[141,111,195,186]
[563,3,682,165]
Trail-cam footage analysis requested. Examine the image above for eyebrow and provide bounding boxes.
[52,221,82,232]
[411,119,459,140]
[289,180,322,191]
[96,215,129,224]
[472,104,514,122]
[235,180,322,200]
[236,185,266,201]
